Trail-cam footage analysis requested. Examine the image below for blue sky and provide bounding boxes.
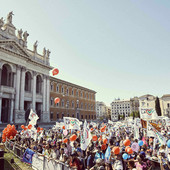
[1,0,170,105]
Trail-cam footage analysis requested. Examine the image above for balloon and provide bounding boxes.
[112,147,120,155]
[63,130,68,136]
[2,139,6,143]
[138,140,144,146]
[127,148,133,154]
[63,138,68,143]
[21,125,25,129]
[167,140,170,148]
[40,128,43,131]
[100,127,105,133]
[125,146,131,152]
[37,127,40,131]
[28,124,32,129]
[62,126,65,130]
[103,138,107,144]
[124,139,131,146]
[131,143,139,152]
[92,135,98,141]
[54,97,60,104]
[10,136,13,140]
[90,128,94,131]
[70,134,77,142]
[101,144,106,150]
[122,153,128,160]
[52,68,59,76]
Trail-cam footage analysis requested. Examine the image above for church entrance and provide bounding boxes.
[1,98,10,123]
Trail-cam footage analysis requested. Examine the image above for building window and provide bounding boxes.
[92,115,93,119]
[25,72,31,92]
[67,88,69,95]
[77,100,79,108]
[72,89,74,96]
[89,115,90,119]
[50,83,53,91]
[85,104,87,110]
[61,86,64,93]
[85,115,87,119]
[81,115,83,119]
[50,112,53,120]
[36,75,42,94]
[72,114,74,118]
[67,113,69,117]
[81,91,83,97]
[66,100,69,108]
[85,93,86,98]
[168,103,170,108]
[76,90,78,97]
[57,113,59,119]
[62,100,64,107]
[56,102,59,107]
[62,113,64,119]
[91,105,93,110]
[50,98,53,106]
[81,103,83,109]
[72,101,74,108]
[56,85,59,92]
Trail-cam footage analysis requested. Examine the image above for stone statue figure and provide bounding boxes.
[17,29,23,39]
[43,47,46,56]
[23,31,29,41]
[33,40,38,53]
[0,17,4,28]
[47,49,51,58]
[7,11,14,24]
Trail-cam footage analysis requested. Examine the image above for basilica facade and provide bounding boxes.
[0,12,52,124]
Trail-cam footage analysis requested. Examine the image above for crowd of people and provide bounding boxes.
[1,119,170,170]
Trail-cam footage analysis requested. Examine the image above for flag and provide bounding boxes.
[141,119,147,129]
[134,119,140,139]
[22,148,35,164]
[81,120,91,150]
[105,146,111,163]
[28,109,39,125]
[63,117,80,130]
[139,108,158,119]
[147,121,155,137]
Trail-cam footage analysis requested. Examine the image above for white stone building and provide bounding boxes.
[111,99,131,121]
[0,12,52,124]
[96,101,107,119]
[138,94,156,109]
[160,94,170,118]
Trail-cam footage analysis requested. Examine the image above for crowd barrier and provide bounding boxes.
[5,140,75,170]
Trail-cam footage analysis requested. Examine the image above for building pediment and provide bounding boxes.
[0,40,30,58]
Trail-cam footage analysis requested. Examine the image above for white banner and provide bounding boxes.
[29,109,39,123]
[147,121,155,137]
[139,108,158,119]
[63,117,80,130]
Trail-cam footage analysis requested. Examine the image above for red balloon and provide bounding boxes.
[40,128,43,131]
[62,126,65,130]
[101,144,106,150]
[10,136,13,140]
[91,128,94,131]
[63,138,68,143]
[52,68,59,76]
[100,127,105,133]
[28,124,32,129]
[124,139,131,146]
[37,127,40,131]
[103,138,107,144]
[125,146,131,152]
[54,97,60,104]
[92,135,98,141]
[21,125,25,129]
[112,147,120,155]
[70,134,77,142]
[127,148,133,154]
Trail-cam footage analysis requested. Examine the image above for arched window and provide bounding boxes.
[36,75,42,94]
[67,88,69,95]
[72,89,74,96]
[56,84,59,92]
[72,101,74,108]
[62,99,64,107]
[25,72,32,92]
[85,103,87,110]
[61,86,64,93]
[81,103,83,109]
[1,64,13,86]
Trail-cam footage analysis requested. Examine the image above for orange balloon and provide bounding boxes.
[127,148,133,154]
[77,131,80,134]
[37,127,40,131]
[10,136,13,140]
[101,144,107,150]
[54,97,60,104]
[21,125,25,129]
[2,139,6,143]
[103,138,107,144]
[70,134,77,142]
[52,68,59,76]
[28,124,32,129]
[63,138,68,143]
[100,127,105,133]
[124,139,131,146]
[62,126,65,130]
[112,147,120,155]
[40,128,43,131]
[92,135,98,141]
[91,128,94,131]
[125,146,131,152]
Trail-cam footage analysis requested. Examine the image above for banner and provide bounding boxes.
[141,119,147,129]
[134,119,140,139]
[81,120,91,150]
[63,117,80,130]
[22,148,35,164]
[165,118,170,126]
[108,120,114,125]
[147,121,155,137]
[139,108,158,119]
[29,109,39,125]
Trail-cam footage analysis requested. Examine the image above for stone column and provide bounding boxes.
[0,68,2,86]
[10,99,14,123]
[32,71,37,111]
[20,67,26,111]
[46,76,50,113]
[42,75,46,112]
[0,96,2,123]
[15,65,21,110]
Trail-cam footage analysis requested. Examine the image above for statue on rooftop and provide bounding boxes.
[7,11,14,24]
[23,31,29,42]
[17,29,23,39]
[0,17,4,28]
[47,49,51,58]
[33,40,38,53]
[43,47,46,56]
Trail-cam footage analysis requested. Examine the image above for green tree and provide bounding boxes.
[130,111,140,118]
[118,114,120,120]
[155,97,162,116]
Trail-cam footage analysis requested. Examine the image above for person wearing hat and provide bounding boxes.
[90,158,103,170]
